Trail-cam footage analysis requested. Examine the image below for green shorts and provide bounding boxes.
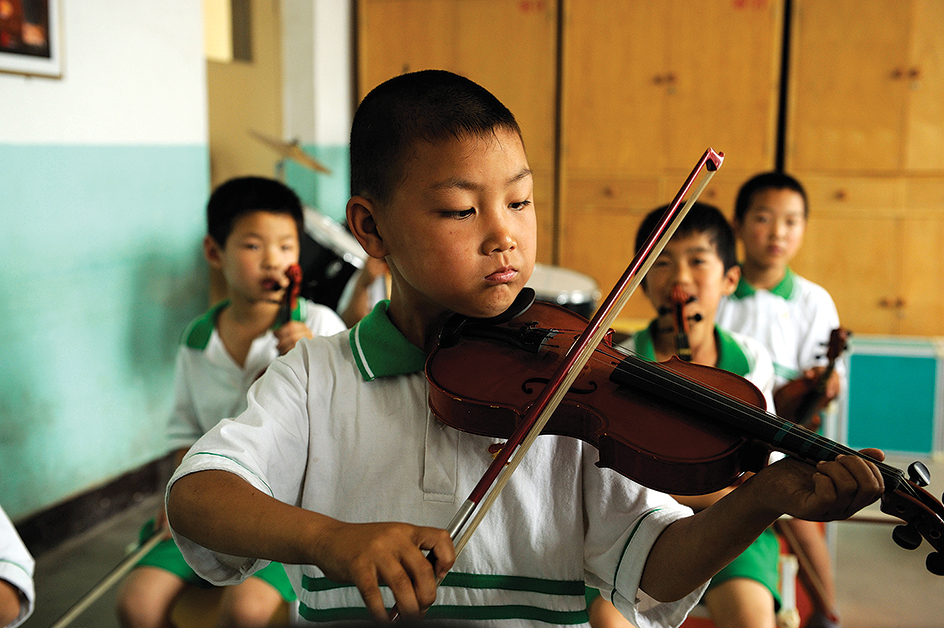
[707,526,781,608]
[135,520,297,602]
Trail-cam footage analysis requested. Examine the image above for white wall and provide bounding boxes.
[281,0,353,220]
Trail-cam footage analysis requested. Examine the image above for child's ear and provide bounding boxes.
[203,235,224,269]
[347,196,388,259]
[721,264,741,296]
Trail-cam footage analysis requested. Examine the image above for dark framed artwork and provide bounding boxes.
[0,0,60,77]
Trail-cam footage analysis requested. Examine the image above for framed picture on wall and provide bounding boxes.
[0,0,60,77]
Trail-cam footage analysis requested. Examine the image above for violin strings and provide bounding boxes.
[543,333,912,499]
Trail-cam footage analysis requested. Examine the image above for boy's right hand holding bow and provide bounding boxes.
[168,469,455,623]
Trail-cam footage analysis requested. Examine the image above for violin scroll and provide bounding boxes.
[879,461,944,575]
[277,263,303,326]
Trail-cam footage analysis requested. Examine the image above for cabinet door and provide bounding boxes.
[790,177,904,334]
[899,179,944,334]
[562,0,782,177]
[357,0,559,263]
[559,0,782,305]
[787,0,942,174]
[904,0,944,171]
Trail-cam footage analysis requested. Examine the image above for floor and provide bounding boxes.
[21,455,944,628]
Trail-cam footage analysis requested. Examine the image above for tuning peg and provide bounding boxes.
[892,523,922,550]
[927,552,944,576]
[907,461,931,487]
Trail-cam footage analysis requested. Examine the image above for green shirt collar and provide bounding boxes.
[182,300,228,350]
[349,300,427,381]
[634,321,751,377]
[732,266,796,300]
[182,299,306,351]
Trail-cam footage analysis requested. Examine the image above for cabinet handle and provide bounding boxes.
[891,67,905,80]
[878,297,907,309]
[833,189,847,201]
[908,67,921,79]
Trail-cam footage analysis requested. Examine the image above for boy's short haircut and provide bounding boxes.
[206,176,304,247]
[635,201,738,273]
[734,171,809,223]
[350,69,523,204]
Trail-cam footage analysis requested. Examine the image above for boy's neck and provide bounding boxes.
[215,297,282,367]
[740,259,788,291]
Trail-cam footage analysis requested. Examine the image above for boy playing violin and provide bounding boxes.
[116,176,346,628]
[716,172,846,627]
[166,70,884,627]
[590,202,783,628]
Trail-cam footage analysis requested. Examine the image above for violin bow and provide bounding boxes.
[440,149,724,561]
[48,528,165,628]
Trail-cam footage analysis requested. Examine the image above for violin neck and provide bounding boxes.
[611,354,903,490]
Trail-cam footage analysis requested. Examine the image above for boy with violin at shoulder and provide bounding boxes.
[165,70,884,627]
[589,202,782,628]
[716,172,846,628]
[716,172,842,429]
[115,176,346,628]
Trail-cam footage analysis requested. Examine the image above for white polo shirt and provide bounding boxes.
[166,297,347,451]
[0,506,34,628]
[169,301,703,627]
[716,269,843,391]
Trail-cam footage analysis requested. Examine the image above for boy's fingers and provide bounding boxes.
[421,527,456,578]
[378,558,422,619]
[814,454,884,519]
[352,570,390,623]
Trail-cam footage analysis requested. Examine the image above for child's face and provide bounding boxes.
[644,231,738,327]
[374,128,536,322]
[211,211,300,305]
[735,188,807,270]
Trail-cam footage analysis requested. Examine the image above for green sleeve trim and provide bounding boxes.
[185,451,274,496]
[611,507,663,604]
[0,558,31,579]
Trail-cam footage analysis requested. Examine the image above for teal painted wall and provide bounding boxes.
[285,143,350,222]
[0,144,209,519]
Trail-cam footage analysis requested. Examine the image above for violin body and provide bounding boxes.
[773,328,850,430]
[426,300,944,573]
[427,301,770,496]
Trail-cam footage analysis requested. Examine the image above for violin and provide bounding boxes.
[773,328,850,431]
[276,263,303,326]
[658,286,701,363]
[426,294,944,575]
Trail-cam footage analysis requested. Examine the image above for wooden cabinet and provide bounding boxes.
[790,177,944,335]
[558,0,784,320]
[355,0,943,335]
[357,0,559,264]
[786,0,944,335]
[787,0,944,174]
